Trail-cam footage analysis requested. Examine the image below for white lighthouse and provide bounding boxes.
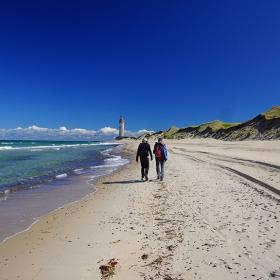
[119,116,125,138]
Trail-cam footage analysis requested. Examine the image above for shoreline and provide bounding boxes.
[0,141,140,279]
[1,139,280,279]
[0,141,123,197]
[0,151,131,245]
[0,143,132,244]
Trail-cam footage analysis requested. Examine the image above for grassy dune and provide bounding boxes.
[262,106,280,120]
[196,120,240,132]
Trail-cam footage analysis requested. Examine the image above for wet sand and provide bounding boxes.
[0,139,280,279]
[0,144,129,243]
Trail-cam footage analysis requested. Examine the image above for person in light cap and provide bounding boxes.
[153,137,168,181]
[136,137,153,181]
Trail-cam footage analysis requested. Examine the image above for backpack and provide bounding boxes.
[155,144,162,159]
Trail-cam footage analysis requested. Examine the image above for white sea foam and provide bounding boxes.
[74,168,85,175]
[0,142,121,152]
[0,146,13,150]
[104,155,122,162]
[0,189,10,201]
[91,155,129,170]
[4,189,10,195]
[90,165,108,169]
[101,147,114,155]
[55,173,68,179]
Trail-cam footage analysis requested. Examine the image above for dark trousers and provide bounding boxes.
[156,159,165,179]
[140,156,149,178]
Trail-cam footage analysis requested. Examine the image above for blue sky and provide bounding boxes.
[0,0,279,137]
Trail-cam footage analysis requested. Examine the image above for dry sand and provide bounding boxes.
[0,139,280,280]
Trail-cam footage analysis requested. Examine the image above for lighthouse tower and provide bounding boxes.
[119,116,125,138]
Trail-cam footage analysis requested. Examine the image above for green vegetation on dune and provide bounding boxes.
[163,126,179,139]
[262,106,280,120]
[197,120,240,132]
[156,106,279,140]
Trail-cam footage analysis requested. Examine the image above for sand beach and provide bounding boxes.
[0,139,280,280]
[1,1,280,279]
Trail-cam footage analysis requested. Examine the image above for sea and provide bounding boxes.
[0,140,129,243]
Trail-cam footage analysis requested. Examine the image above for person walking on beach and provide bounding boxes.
[136,138,153,181]
[153,137,167,181]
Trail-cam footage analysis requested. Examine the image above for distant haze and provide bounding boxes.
[0,125,154,141]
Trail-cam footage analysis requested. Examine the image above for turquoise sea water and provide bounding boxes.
[0,140,129,242]
[0,140,121,194]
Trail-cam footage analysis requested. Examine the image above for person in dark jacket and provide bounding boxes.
[136,138,153,181]
[153,137,167,181]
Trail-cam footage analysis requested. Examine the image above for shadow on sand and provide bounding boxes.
[103,179,144,185]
